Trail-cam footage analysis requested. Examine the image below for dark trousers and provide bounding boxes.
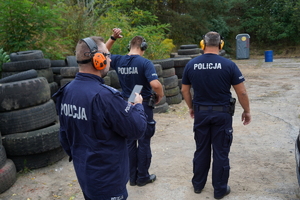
[127,102,155,183]
[192,109,233,197]
[83,188,128,200]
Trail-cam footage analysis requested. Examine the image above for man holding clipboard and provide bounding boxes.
[107,28,164,187]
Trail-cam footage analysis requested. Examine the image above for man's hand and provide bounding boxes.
[242,112,251,125]
[133,93,143,104]
[112,28,123,39]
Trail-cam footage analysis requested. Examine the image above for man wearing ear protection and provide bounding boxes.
[53,36,147,200]
[106,29,164,187]
[181,31,251,199]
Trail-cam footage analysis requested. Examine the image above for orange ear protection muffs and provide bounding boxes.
[127,37,148,51]
[77,37,107,70]
[200,34,224,50]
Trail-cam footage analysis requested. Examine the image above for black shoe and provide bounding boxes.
[214,186,231,199]
[194,188,202,194]
[137,174,156,186]
[129,181,136,186]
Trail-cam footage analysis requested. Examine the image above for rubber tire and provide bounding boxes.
[0,77,50,112]
[60,67,79,77]
[9,50,44,62]
[51,60,66,67]
[103,76,111,86]
[60,78,74,87]
[163,75,178,89]
[180,44,198,49]
[162,68,176,78]
[158,77,164,85]
[108,70,120,89]
[49,82,59,97]
[172,57,191,67]
[0,69,38,83]
[152,58,174,69]
[175,66,185,79]
[2,59,51,72]
[178,48,200,55]
[0,159,17,194]
[0,100,57,135]
[0,145,6,169]
[165,86,180,97]
[65,56,78,67]
[8,146,66,172]
[53,74,63,87]
[154,102,169,113]
[166,93,182,105]
[1,68,54,83]
[154,64,163,77]
[2,122,60,156]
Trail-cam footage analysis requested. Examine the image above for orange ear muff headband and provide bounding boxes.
[78,37,107,70]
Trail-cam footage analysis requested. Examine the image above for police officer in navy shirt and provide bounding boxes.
[53,35,147,200]
[106,29,164,187]
[181,31,251,199]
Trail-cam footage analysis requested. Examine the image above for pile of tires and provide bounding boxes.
[0,74,66,172]
[152,58,182,106]
[0,131,17,194]
[1,50,58,99]
[153,64,168,113]
[170,44,202,59]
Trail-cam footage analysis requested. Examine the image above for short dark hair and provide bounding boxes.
[204,32,221,47]
[75,36,105,61]
[129,36,145,49]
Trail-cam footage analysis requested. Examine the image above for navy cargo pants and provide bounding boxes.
[127,101,156,184]
[192,107,233,197]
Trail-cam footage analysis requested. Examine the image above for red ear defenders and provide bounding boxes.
[127,38,148,51]
[77,37,107,70]
[200,35,224,50]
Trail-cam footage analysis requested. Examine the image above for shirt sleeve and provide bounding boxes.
[144,60,158,82]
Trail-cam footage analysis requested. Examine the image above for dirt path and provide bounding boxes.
[0,58,300,200]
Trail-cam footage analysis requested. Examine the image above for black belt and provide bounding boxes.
[194,105,230,112]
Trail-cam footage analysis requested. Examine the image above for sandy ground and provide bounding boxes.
[1,58,300,200]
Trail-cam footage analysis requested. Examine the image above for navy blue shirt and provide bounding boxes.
[111,55,158,99]
[53,73,147,198]
[182,54,245,106]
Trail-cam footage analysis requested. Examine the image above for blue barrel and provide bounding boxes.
[265,50,273,62]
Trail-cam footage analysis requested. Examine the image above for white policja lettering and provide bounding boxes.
[60,103,88,121]
[194,63,222,70]
[118,67,138,74]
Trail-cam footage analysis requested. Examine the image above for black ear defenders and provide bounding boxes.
[200,34,224,50]
[127,37,148,51]
[77,37,107,70]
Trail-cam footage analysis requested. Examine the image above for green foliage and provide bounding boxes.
[0,0,66,57]
[0,48,10,74]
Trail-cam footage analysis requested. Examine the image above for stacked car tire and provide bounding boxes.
[153,64,168,113]
[0,50,66,173]
[152,58,182,106]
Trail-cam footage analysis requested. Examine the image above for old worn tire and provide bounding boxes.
[152,58,174,69]
[2,122,60,156]
[154,64,163,77]
[2,68,55,83]
[0,77,50,112]
[60,67,79,78]
[49,82,59,97]
[0,145,6,169]
[162,67,175,78]
[65,56,78,67]
[163,75,178,89]
[8,146,66,172]
[165,86,180,97]
[103,76,111,86]
[158,77,164,85]
[51,60,67,67]
[0,159,17,194]
[154,102,169,113]
[166,93,182,105]
[0,69,38,83]
[0,100,57,135]
[9,50,44,62]
[172,57,191,67]
[178,48,200,55]
[175,66,185,79]
[2,59,51,72]
[180,44,198,49]
[60,78,74,87]
[108,70,120,89]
